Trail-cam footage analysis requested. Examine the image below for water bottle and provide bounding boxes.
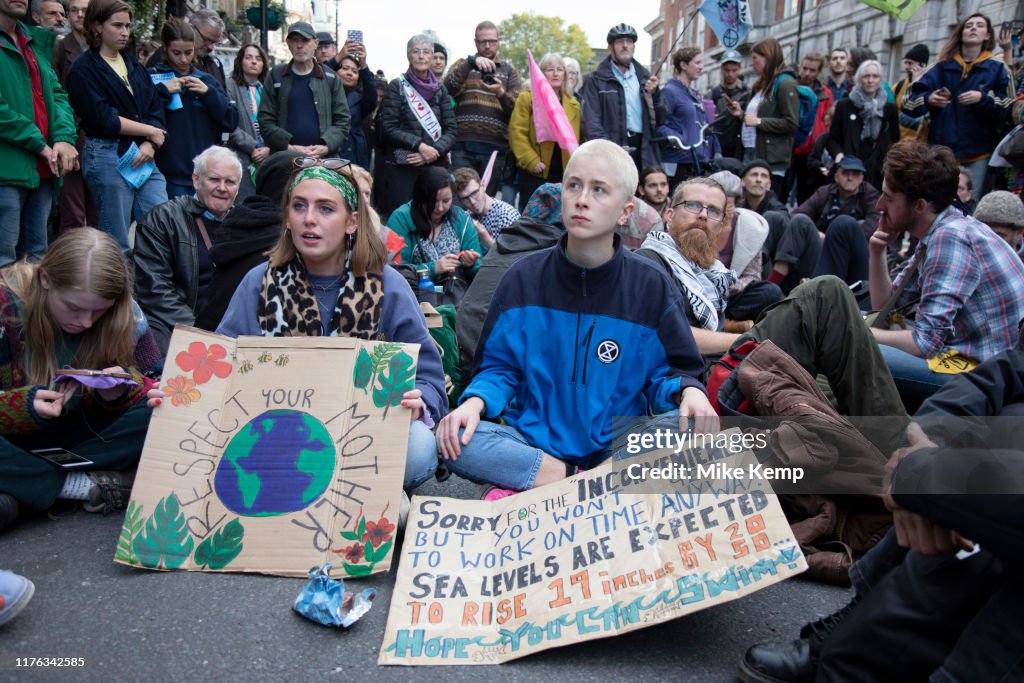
[416,268,434,291]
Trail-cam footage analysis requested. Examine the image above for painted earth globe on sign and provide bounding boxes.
[215,409,335,516]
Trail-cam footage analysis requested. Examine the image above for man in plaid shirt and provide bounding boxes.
[868,140,1024,404]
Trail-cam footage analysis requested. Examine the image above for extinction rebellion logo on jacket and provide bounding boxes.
[596,339,620,364]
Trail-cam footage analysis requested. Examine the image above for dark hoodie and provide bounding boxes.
[740,189,787,216]
[193,151,299,330]
[456,215,564,376]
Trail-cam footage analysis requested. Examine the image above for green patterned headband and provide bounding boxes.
[289,166,359,210]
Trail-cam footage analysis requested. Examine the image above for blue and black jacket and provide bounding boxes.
[903,54,1013,160]
[462,234,706,463]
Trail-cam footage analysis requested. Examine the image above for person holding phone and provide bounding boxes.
[337,42,376,169]
[903,13,1012,194]
[149,18,238,198]
[65,0,168,253]
[0,228,164,532]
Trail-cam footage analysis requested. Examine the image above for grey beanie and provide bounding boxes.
[973,191,1024,229]
[708,170,742,198]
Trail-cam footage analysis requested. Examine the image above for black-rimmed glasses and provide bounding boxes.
[672,199,725,221]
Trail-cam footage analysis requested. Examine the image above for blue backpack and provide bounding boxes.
[774,73,817,147]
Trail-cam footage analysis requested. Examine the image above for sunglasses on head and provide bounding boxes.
[293,157,353,172]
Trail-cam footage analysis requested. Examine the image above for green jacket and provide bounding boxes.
[753,70,800,172]
[0,23,76,188]
[257,60,350,154]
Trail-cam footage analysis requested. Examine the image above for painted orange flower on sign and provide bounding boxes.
[362,517,395,549]
[175,342,232,385]
[164,375,201,407]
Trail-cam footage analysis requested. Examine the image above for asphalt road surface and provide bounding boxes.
[0,475,849,682]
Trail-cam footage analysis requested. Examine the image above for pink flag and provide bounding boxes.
[528,50,578,155]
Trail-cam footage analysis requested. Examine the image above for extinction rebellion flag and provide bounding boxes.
[699,0,753,49]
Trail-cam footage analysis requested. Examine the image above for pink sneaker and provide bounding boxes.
[481,486,517,501]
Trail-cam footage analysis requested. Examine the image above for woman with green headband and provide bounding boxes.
[216,158,448,491]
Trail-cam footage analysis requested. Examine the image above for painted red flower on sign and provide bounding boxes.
[175,342,232,385]
[362,517,395,549]
[337,543,364,564]
[164,375,201,407]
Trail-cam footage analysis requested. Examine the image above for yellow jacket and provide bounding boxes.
[508,89,581,178]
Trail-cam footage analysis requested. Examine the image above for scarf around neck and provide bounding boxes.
[849,85,888,142]
[405,68,439,101]
[639,230,735,331]
[257,255,383,338]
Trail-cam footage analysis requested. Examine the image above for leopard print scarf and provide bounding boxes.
[257,256,384,338]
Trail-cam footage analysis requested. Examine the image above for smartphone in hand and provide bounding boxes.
[347,29,363,44]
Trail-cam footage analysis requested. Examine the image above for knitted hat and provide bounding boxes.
[433,43,447,58]
[708,170,742,198]
[903,43,929,65]
[973,191,1024,229]
[741,159,771,178]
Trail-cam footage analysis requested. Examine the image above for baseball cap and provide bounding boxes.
[837,156,867,173]
[315,32,334,45]
[721,49,742,65]
[287,22,317,40]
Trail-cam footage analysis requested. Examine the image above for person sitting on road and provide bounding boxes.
[215,156,447,492]
[0,229,163,532]
[972,190,1024,257]
[793,155,880,288]
[436,139,715,500]
[452,167,520,251]
[387,167,482,286]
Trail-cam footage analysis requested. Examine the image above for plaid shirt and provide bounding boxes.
[893,207,1024,361]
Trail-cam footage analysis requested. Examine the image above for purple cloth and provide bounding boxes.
[405,68,439,101]
[53,373,138,390]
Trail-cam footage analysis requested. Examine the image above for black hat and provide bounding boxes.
[741,159,771,178]
[255,151,303,203]
[433,43,447,58]
[903,43,929,65]
[315,32,334,45]
[286,22,316,40]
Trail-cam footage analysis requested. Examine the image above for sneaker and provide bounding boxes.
[0,571,34,627]
[0,494,18,533]
[736,595,862,683]
[83,470,136,514]
[481,486,517,502]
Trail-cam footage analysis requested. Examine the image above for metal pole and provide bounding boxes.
[260,0,268,53]
[335,0,340,43]
[794,0,805,64]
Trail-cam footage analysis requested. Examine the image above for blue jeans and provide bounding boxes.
[404,420,440,490]
[878,344,955,406]
[166,182,194,199]
[82,138,167,252]
[446,412,681,491]
[0,183,52,267]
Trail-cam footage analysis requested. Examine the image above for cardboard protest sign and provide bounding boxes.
[380,442,806,665]
[116,327,415,578]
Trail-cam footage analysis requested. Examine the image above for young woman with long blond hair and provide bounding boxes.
[0,229,163,531]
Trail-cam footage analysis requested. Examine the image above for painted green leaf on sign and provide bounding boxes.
[339,529,360,541]
[368,538,393,564]
[342,562,373,577]
[193,518,245,570]
[115,501,145,566]
[353,348,373,391]
[373,352,416,418]
[132,494,195,570]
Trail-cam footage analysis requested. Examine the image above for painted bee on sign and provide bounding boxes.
[238,360,254,374]
[274,354,290,367]
[257,351,273,364]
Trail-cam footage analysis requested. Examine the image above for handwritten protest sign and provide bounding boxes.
[380,442,806,664]
[116,327,415,577]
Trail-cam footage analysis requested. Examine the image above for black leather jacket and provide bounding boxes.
[134,196,209,355]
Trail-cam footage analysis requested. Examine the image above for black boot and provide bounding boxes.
[736,595,862,683]
[0,494,19,532]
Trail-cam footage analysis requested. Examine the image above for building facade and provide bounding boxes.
[647,0,1022,89]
